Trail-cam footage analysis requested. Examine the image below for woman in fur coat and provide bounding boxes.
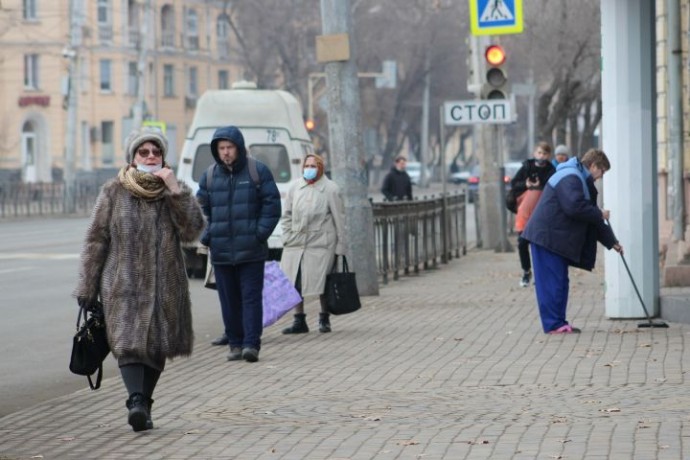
[280,154,346,334]
[74,128,205,432]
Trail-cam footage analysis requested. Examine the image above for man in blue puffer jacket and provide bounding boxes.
[522,149,623,335]
[197,126,281,362]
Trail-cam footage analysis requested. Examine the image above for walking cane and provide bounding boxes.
[607,220,668,328]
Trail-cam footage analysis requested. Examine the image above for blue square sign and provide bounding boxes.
[469,0,523,36]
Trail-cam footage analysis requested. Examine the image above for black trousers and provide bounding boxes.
[517,232,531,272]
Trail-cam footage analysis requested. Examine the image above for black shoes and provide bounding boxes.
[319,313,331,333]
[226,346,242,361]
[282,313,309,334]
[126,393,150,432]
[242,347,259,362]
[520,270,532,287]
[211,333,229,346]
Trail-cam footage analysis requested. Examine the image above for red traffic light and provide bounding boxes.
[485,45,506,66]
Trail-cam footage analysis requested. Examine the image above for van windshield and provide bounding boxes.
[191,144,292,183]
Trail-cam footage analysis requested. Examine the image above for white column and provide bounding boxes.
[601,0,659,318]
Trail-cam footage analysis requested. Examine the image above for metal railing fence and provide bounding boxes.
[371,192,466,284]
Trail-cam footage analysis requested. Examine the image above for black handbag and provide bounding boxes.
[324,256,362,315]
[69,302,110,390]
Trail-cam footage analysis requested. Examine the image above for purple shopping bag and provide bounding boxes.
[262,261,302,327]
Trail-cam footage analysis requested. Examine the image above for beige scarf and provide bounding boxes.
[118,166,167,200]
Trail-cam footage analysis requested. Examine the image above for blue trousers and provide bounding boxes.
[531,244,570,333]
[214,262,264,350]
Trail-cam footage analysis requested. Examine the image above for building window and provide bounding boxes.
[24,54,39,89]
[127,0,140,47]
[100,59,112,91]
[97,0,109,24]
[163,64,175,97]
[187,66,198,96]
[23,0,37,20]
[127,61,138,96]
[217,15,229,58]
[97,0,113,42]
[218,70,229,90]
[101,121,114,165]
[161,4,175,47]
[185,8,199,50]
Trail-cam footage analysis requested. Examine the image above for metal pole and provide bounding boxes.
[420,54,430,188]
[132,0,151,128]
[64,0,80,213]
[439,105,448,262]
[320,0,379,295]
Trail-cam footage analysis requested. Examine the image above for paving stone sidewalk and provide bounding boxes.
[1,249,689,460]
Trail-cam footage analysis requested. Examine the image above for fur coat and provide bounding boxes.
[74,179,205,367]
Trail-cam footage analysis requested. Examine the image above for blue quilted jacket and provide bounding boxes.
[522,158,617,271]
[197,126,281,265]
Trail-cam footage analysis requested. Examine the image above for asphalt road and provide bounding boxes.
[0,217,224,417]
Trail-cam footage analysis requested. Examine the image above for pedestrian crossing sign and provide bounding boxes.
[469,0,523,36]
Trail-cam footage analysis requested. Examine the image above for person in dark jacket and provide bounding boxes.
[381,155,413,201]
[197,126,281,362]
[510,141,556,287]
[522,149,623,334]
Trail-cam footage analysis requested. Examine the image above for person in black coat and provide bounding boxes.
[197,126,281,362]
[381,155,413,201]
[522,149,623,334]
[510,141,556,287]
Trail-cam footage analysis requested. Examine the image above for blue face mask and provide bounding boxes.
[303,167,318,180]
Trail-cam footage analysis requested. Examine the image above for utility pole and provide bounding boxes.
[64,0,80,213]
[420,53,431,187]
[319,0,379,295]
[132,0,151,128]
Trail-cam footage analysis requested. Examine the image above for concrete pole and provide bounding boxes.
[601,0,659,318]
[64,0,80,213]
[668,0,684,241]
[319,0,379,295]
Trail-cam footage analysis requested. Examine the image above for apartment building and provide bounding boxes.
[0,0,241,182]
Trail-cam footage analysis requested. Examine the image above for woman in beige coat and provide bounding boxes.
[280,154,346,334]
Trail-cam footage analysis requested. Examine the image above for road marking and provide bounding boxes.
[0,253,80,260]
[0,267,33,275]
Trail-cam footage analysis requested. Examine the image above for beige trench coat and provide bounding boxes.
[279,176,346,297]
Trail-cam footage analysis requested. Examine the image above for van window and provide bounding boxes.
[249,144,291,183]
[191,143,292,184]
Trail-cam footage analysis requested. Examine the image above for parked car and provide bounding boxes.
[406,161,432,185]
[449,167,472,184]
[467,161,524,203]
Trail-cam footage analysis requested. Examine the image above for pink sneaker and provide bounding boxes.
[548,324,581,334]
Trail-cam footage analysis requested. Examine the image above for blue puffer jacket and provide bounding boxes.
[197,126,281,265]
[522,157,617,271]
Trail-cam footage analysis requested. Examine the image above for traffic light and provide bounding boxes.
[305,118,315,132]
[482,44,508,99]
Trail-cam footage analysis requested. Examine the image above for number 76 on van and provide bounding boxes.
[443,99,513,125]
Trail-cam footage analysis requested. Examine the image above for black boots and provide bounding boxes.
[319,313,331,333]
[126,393,150,432]
[282,313,309,334]
[282,313,332,334]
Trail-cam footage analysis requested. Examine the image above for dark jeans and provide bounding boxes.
[517,232,531,272]
[214,261,264,350]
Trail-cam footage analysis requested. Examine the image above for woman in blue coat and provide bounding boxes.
[522,149,623,334]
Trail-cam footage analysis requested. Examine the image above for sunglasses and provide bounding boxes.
[137,148,162,158]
